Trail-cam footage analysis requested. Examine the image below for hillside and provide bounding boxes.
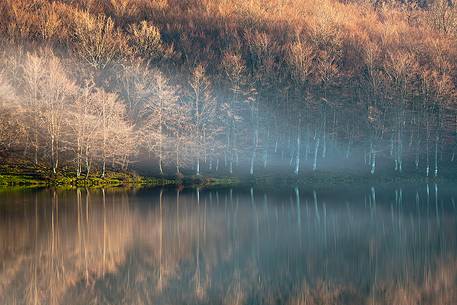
[0,0,457,179]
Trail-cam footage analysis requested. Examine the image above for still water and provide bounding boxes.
[0,184,456,305]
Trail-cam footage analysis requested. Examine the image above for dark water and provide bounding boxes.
[0,184,456,305]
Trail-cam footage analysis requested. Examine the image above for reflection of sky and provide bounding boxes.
[0,184,456,305]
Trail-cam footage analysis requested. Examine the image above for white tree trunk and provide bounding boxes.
[294,134,300,175]
[313,137,320,171]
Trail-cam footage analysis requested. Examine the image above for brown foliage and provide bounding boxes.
[70,9,131,69]
[1,0,457,173]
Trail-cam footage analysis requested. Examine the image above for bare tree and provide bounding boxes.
[41,55,78,174]
[221,52,255,173]
[128,21,166,62]
[168,97,193,175]
[188,65,218,175]
[140,70,179,175]
[22,52,77,174]
[117,62,157,122]
[92,89,132,177]
[69,82,101,177]
[22,53,45,164]
[0,74,24,158]
[71,10,129,70]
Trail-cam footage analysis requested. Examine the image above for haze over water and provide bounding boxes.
[1,184,456,305]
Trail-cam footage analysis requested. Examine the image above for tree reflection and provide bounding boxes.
[0,185,456,305]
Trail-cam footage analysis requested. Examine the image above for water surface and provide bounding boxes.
[1,183,456,305]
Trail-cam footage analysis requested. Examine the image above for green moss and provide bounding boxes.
[0,164,180,189]
[0,185,43,194]
[140,177,176,186]
[12,164,444,190]
[0,174,46,186]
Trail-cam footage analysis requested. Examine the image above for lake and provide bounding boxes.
[0,183,456,305]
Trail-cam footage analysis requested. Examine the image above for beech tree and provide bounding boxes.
[221,52,256,173]
[0,74,23,157]
[4,51,137,176]
[115,62,155,123]
[69,82,98,177]
[187,65,218,175]
[22,53,78,173]
[139,70,179,175]
[168,98,193,174]
[21,53,45,164]
[71,10,129,70]
[1,0,457,178]
[128,21,165,62]
[41,56,77,174]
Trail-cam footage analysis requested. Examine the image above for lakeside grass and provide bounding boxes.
[0,163,451,191]
[0,172,176,188]
[0,164,241,189]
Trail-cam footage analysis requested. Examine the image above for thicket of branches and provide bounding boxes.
[1,0,457,176]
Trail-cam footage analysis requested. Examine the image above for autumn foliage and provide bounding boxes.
[1,0,457,176]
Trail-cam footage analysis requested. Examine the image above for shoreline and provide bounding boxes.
[0,164,241,189]
[0,164,450,190]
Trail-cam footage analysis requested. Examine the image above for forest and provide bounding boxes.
[0,0,457,179]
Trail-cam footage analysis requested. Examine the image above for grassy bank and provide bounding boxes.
[0,164,240,189]
[1,163,452,191]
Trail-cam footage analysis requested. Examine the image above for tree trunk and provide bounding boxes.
[102,160,106,178]
[313,137,320,171]
[295,132,301,175]
[370,143,376,175]
[434,134,439,177]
